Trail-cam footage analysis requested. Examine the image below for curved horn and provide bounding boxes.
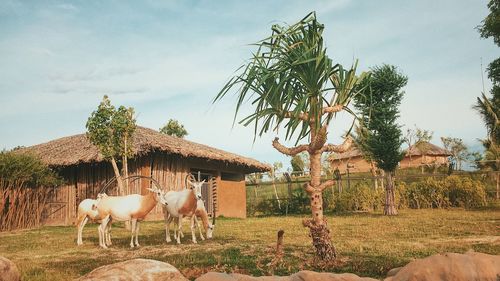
[185,173,195,189]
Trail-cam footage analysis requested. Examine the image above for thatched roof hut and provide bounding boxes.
[330,141,451,161]
[21,126,270,173]
[405,142,451,157]
[18,126,269,224]
[329,142,452,173]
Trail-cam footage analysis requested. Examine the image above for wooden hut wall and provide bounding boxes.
[43,152,251,225]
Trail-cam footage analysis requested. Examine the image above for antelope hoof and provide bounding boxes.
[193,240,197,244]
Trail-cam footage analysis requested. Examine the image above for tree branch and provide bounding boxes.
[318,180,335,191]
[322,105,344,114]
[321,136,354,153]
[283,111,309,121]
[272,137,308,156]
[304,180,335,192]
[304,183,315,193]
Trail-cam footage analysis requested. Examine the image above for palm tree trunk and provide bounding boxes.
[304,151,336,261]
[384,171,398,215]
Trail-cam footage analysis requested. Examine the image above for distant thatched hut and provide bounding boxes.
[329,141,451,173]
[21,126,269,225]
[399,142,452,168]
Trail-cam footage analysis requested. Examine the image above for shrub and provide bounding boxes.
[333,181,385,212]
[402,176,486,209]
[246,175,488,217]
[0,151,63,231]
[444,176,487,208]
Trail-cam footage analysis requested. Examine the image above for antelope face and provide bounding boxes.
[148,188,168,205]
[188,180,205,200]
[206,224,214,239]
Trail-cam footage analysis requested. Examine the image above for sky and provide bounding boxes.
[0,0,498,171]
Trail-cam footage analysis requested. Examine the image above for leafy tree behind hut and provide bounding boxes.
[159,119,188,138]
[86,95,136,195]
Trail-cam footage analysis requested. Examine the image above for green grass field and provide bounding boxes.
[0,208,499,280]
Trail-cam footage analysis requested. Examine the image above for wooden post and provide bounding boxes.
[269,229,285,268]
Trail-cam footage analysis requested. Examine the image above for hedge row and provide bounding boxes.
[248,176,487,216]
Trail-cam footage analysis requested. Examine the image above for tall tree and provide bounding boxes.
[159,119,188,138]
[112,106,136,192]
[476,0,500,199]
[441,137,469,170]
[354,64,407,215]
[214,12,367,260]
[86,96,136,195]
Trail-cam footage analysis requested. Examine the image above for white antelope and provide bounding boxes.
[162,179,204,244]
[96,186,168,248]
[168,198,215,241]
[76,193,110,246]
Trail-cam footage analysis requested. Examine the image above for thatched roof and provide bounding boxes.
[405,142,452,156]
[20,126,270,172]
[329,147,363,161]
[329,141,451,161]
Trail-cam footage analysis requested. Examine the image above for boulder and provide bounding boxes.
[385,251,500,281]
[0,256,21,281]
[290,271,378,281]
[77,258,188,281]
[195,271,377,281]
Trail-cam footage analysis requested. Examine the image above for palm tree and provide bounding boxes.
[214,12,367,261]
[473,92,500,199]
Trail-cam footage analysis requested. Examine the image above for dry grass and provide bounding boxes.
[0,208,498,280]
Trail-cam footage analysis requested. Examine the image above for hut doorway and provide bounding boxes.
[190,170,215,216]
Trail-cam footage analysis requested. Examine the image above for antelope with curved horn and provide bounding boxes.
[162,177,203,244]
[96,186,168,248]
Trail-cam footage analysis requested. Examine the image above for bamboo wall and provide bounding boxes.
[42,152,246,225]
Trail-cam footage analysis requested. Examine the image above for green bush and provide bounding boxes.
[402,176,486,209]
[444,176,487,208]
[246,175,488,217]
[333,181,385,212]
